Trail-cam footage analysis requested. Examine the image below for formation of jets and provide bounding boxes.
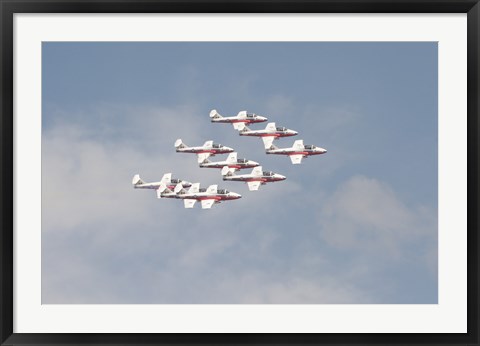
[133,108,327,209]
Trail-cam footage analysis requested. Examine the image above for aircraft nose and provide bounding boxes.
[259,116,268,121]
[232,192,242,199]
[278,174,286,180]
[291,130,298,135]
[251,160,260,166]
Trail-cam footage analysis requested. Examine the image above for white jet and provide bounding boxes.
[132,173,192,198]
[236,122,298,149]
[266,140,327,164]
[199,152,259,171]
[221,165,286,191]
[173,183,242,209]
[175,139,234,163]
[209,109,268,130]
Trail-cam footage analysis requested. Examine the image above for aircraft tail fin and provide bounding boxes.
[221,166,235,176]
[268,144,279,150]
[261,136,275,149]
[174,183,187,194]
[174,139,186,149]
[209,109,222,119]
[132,174,145,186]
[197,152,212,163]
[160,173,172,185]
[237,123,250,133]
[156,183,172,198]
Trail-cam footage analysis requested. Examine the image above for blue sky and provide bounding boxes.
[42,42,437,303]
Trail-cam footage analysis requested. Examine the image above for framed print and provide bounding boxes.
[1,0,479,345]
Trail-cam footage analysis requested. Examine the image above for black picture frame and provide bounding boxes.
[1,1,478,345]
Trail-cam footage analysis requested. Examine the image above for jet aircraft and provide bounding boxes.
[221,165,286,191]
[173,183,242,209]
[199,152,259,171]
[174,139,234,163]
[266,140,327,164]
[132,173,192,192]
[209,109,267,130]
[236,122,298,149]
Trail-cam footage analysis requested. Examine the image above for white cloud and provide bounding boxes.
[42,105,436,304]
[318,175,437,261]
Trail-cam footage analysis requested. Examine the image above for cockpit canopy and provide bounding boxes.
[171,178,181,184]
[263,171,274,176]
[217,189,229,194]
[304,145,316,150]
[237,158,248,163]
[199,188,207,193]
[246,113,255,118]
[276,126,287,132]
[212,143,223,149]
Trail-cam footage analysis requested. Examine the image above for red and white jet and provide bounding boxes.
[175,139,234,163]
[172,183,242,209]
[221,166,286,191]
[237,122,298,149]
[266,140,327,164]
[209,109,267,130]
[199,152,259,171]
[132,173,192,198]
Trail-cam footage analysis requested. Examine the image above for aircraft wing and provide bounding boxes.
[201,199,216,209]
[247,181,261,191]
[197,152,212,163]
[183,199,197,208]
[232,122,245,130]
[289,154,304,165]
[261,136,275,149]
